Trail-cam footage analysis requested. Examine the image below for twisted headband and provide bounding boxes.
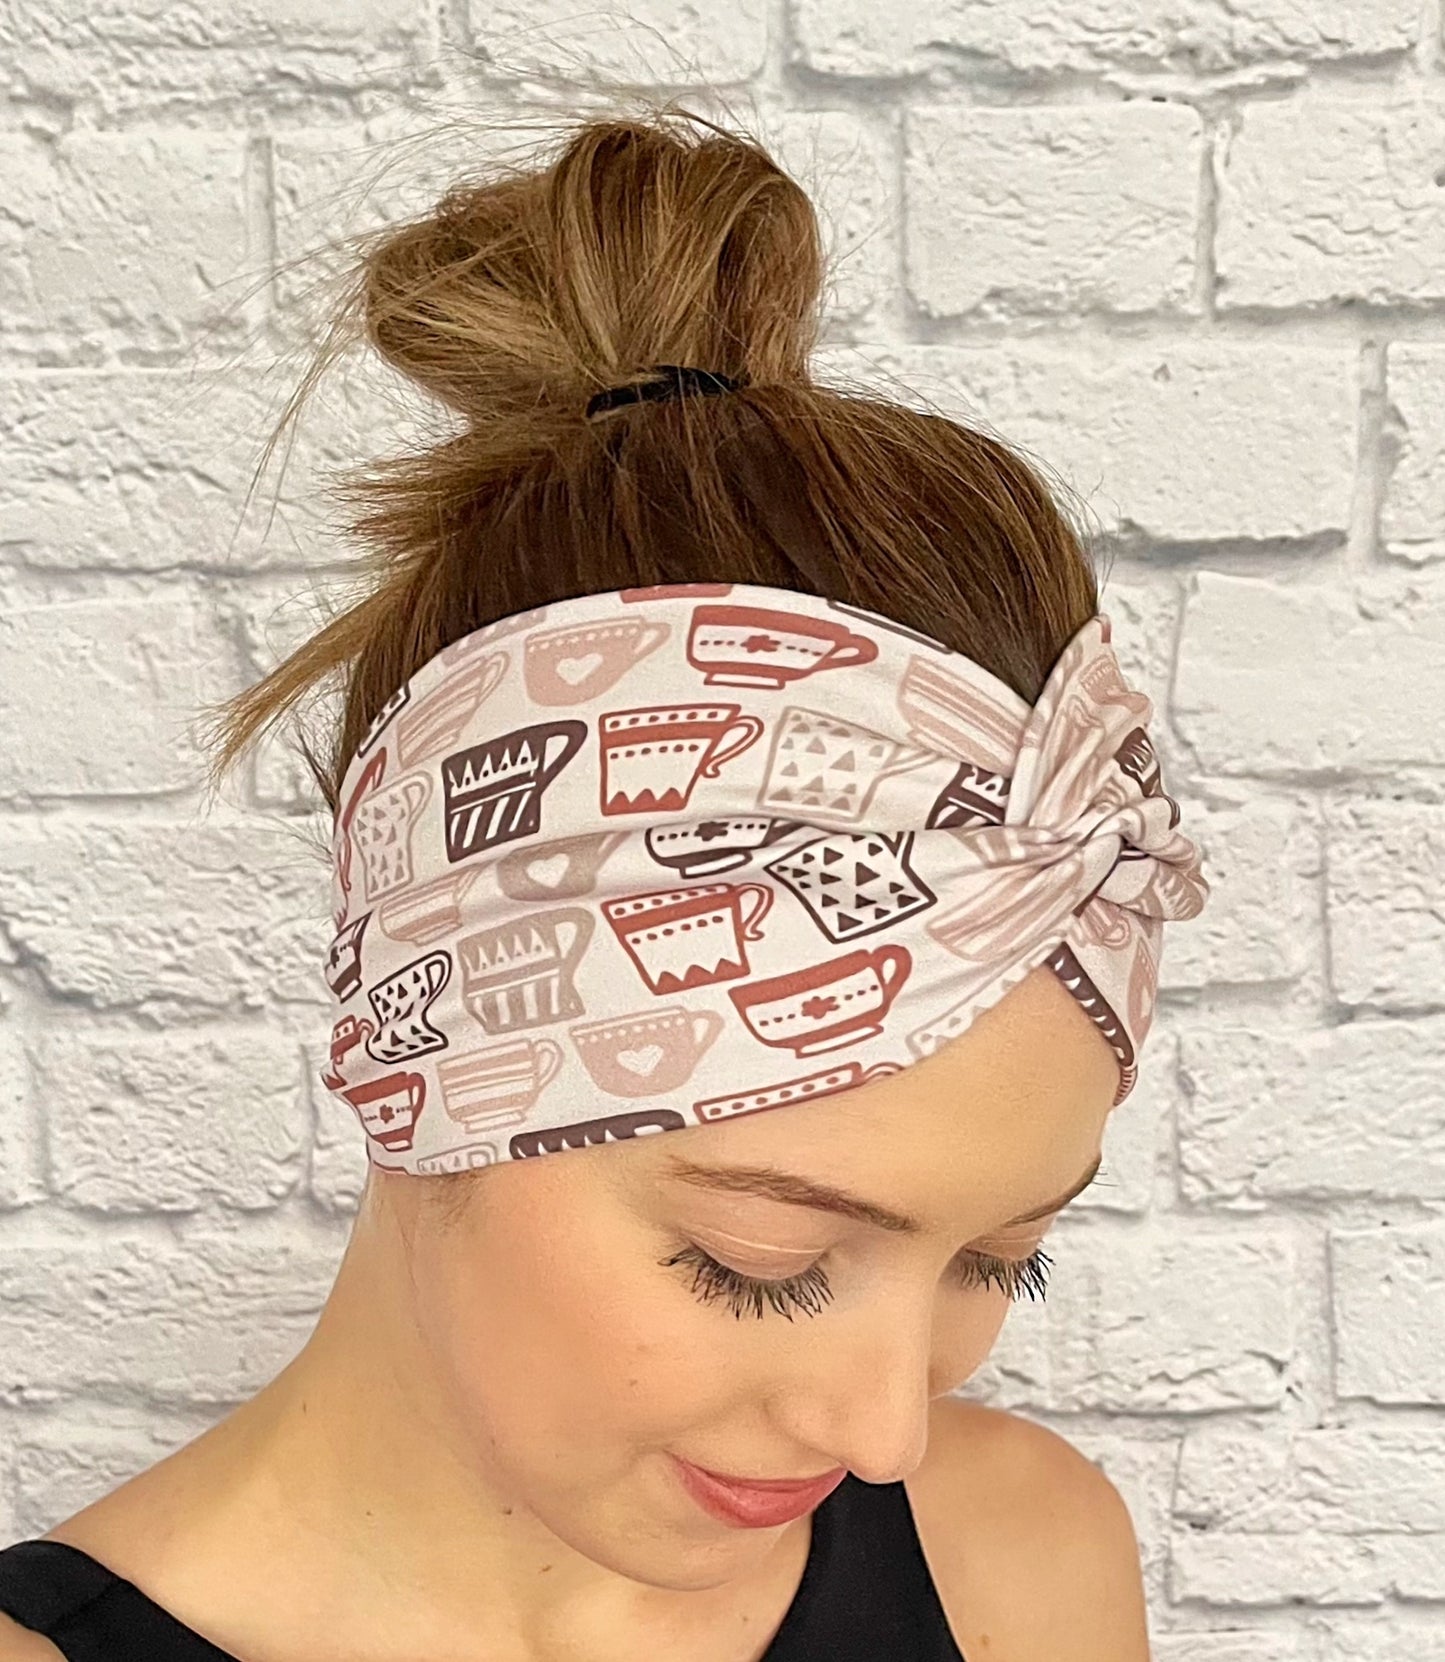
[320,583,1209,1175]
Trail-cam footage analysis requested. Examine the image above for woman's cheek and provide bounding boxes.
[928,1287,1016,1397]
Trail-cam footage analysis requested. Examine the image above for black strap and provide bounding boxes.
[0,1541,238,1661]
[584,364,743,419]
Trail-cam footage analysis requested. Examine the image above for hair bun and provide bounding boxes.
[355,113,824,425]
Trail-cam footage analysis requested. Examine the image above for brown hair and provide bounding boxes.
[196,99,1103,827]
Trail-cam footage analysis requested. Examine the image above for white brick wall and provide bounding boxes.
[2,3,1443,1654]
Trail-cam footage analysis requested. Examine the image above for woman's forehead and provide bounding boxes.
[618,966,1119,1214]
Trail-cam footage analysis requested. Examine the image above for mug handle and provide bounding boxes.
[736,882,774,940]
[820,632,879,670]
[633,621,671,661]
[703,714,765,777]
[532,1039,563,1093]
[403,772,433,817]
[539,720,588,785]
[689,1008,726,1056]
[473,650,509,705]
[870,944,912,1003]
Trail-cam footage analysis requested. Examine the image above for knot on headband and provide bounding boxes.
[321,583,1210,1176]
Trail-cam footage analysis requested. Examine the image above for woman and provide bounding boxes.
[0,106,1210,1661]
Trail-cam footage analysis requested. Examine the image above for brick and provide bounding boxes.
[0,818,328,1010]
[1382,343,1445,566]
[1154,1637,1309,1662]
[0,1235,339,1401]
[1160,794,1317,990]
[1177,1020,1445,1205]
[0,131,252,359]
[2,0,431,109]
[1170,1530,1386,1606]
[33,1026,307,1212]
[1333,1225,1445,1404]
[794,0,1416,77]
[0,372,285,572]
[1218,94,1445,309]
[817,342,1356,544]
[1175,572,1445,774]
[903,103,1201,317]
[1326,799,1445,1007]
[979,1225,1296,1412]
[465,0,765,84]
[0,1023,44,1210]
[0,362,441,573]
[1176,1423,1445,1534]
[0,597,237,795]
[1378,1534,1445,1600]
[1318,1626,1445,1662]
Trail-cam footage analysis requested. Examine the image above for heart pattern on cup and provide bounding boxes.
[525,855,571,890]
[556,653,604,686]
[616,1045,665,1076]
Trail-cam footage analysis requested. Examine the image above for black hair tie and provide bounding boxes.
[584,364,743,420]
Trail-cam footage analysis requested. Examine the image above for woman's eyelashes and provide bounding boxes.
[657,1239,1054,1323]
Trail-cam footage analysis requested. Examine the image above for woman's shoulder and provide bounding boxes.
[906,1398,1152,1662]
[0,1441,208,1660]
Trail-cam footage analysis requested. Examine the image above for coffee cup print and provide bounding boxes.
[442,719,588,860]
[377,865,486,948]
[568,1003,728,1096]
[343,1070,426,1153]
[729,945,911,1057]
[524,618,669,704]
[603,881,773,994]
[323,1012,371,1083]
[693,1057,903,1123]
[437,1035,563,1133]
[458,905,594,1034]
[350,771,433,905]
[414,1142,499,1176]
[324,913,372,1003]
[570,1005,725,1097]
[354,683,411,762]
[764,831,936,943]
[756,709,934,824]
[685,604,878,690]
[511,1103,689,1159]
[644,815,800,880]
[365,950,453,1064]
[621,583,732,602]
[437,606,549,667]
[926,761,1011,831]
[827,599,949,654]
[395,652,508,769]
[896,657,1018,771]
[496,831,629,901]
[599,704,764,816]
[332,749,387,927]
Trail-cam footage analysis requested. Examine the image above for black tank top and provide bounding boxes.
[0,1472,967,1660]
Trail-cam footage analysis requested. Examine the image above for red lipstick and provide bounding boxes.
[671,1455,847,1529]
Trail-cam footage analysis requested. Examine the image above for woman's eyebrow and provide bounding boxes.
[658,1152,1104,1235]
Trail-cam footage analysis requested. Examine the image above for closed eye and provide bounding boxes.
[659,1241,1054,1321]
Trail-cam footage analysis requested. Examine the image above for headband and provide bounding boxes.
[319,583,1210,1175]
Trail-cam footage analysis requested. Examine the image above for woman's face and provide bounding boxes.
[372,963,1120,1579]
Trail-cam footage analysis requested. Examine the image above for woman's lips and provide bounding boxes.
[672,1455,847,1528]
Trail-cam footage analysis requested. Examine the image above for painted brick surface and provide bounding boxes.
[1,3,1440,1652]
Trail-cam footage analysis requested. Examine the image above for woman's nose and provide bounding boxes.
[779,1296,938,1487]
